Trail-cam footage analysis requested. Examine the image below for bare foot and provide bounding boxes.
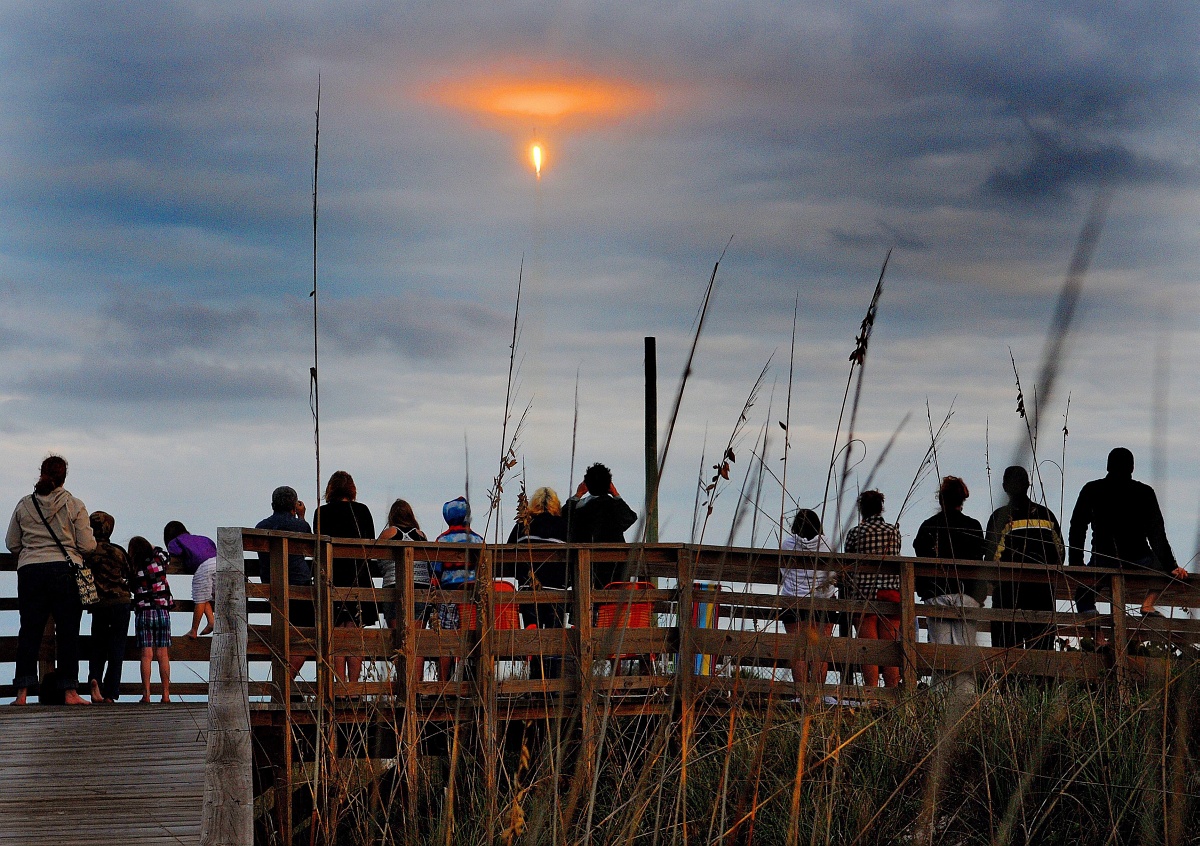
[199,624,214,636]
[90,679,104,703]
[185,630,199,640]
[63,690,90,706]
[140,696,152,703]
[11,695,26,706]
[160,695,172,703]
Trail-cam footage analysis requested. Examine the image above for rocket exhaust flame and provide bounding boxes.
[531,144,543,178]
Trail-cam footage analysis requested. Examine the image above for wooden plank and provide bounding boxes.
[266,535,294,844]
[478,550,499,843]
[0,704,207,845]
[202,528,252,846]
[1111,573,1130,701]
[676,547,696,843]
[899,560,918,691]
[564,547,595,829]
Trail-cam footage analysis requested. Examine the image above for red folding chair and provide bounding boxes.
[595,580,656,675]
[456,579,522,631]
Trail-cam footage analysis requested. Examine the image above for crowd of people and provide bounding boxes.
[780,447,1190,692]
[250,462,637,685]
[4,446,1189,702]
[5,455,219,704]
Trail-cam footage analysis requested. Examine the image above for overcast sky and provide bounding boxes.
[1,1,1199,562]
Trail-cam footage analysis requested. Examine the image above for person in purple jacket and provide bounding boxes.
[164,521,217,639]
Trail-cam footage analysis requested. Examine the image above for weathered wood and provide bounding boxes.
[676,548,697,845]
[202,527,252,846]
[1111,573,1130,701]
[563,547,595,830]
[899,560,918,691]
[0,703,208,845]
[399,546,419,844]
[266,535,294,846]
[478,550,499,843]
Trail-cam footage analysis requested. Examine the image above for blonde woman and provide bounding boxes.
[508,487,568,544]
[510,487,569,678]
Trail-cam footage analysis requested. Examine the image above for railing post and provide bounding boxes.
[268,537,291,704]
[676,548,697,841]
[398,545,419,842]
[899,560,918,693]
[563,547,595,830]
[202,528,252,846]
[315,538,335,708]
[1111,572,1130,702]
[477,548,498,842]
[266,535,294,843]
[313,535,337,843]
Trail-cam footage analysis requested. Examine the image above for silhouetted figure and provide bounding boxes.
[780,509,835,687]
[315,471,376,688]
[256,485,313,677]
[914,476,986,695]
[843,490,902,689]
[434,497,484,682]
[86,510,134,702]
[7,455,96,706]
[986,466,1063,650]
[1069,447,1189,618]
[564,463,637,588]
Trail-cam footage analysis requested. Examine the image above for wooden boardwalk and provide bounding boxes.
[0,703,209,845]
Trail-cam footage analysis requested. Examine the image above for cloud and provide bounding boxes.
[985,122,1174,201]
[100,290,260,353]
[19,358,302,404]
[319,296,510,360]
[1,0,1199,555]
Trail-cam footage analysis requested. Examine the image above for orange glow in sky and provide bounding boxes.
[433,73,652,127]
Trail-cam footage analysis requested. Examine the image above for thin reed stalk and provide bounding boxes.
[779,293,799,549]
[697,356,771,546]
[489,259,525,542]
[821,248,892,538]
[640,238,729,547]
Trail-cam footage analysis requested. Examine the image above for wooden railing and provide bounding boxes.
[3,529,1198,704]
[6,530,1198,843]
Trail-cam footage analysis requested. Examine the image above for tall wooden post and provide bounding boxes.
[1111,573,1130,702]
[399,546,420,841]
[645,336,659,544]
[562,548,595,832]
[313,537,337,844]
[899,561,918,692]
[267,536,294,842]
[676,549,697,845]
[202,528,252,846]
[478,549,499,842]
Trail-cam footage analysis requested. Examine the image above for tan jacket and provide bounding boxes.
[5,488,97,568]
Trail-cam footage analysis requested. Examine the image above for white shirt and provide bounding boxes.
[780,533,835,598]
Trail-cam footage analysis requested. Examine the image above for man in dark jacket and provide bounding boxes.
[255,485,313,676]
[986,466,1065,650]
[564,463,638,587]
[1070,447,1189,618]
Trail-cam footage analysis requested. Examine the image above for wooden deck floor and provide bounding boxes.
[0,703,208,845]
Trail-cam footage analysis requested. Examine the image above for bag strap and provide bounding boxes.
[30,495,75,565]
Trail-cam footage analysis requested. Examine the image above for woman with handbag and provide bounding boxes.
[5,455,97,705]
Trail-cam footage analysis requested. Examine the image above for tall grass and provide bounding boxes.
[288,666,1200,846]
